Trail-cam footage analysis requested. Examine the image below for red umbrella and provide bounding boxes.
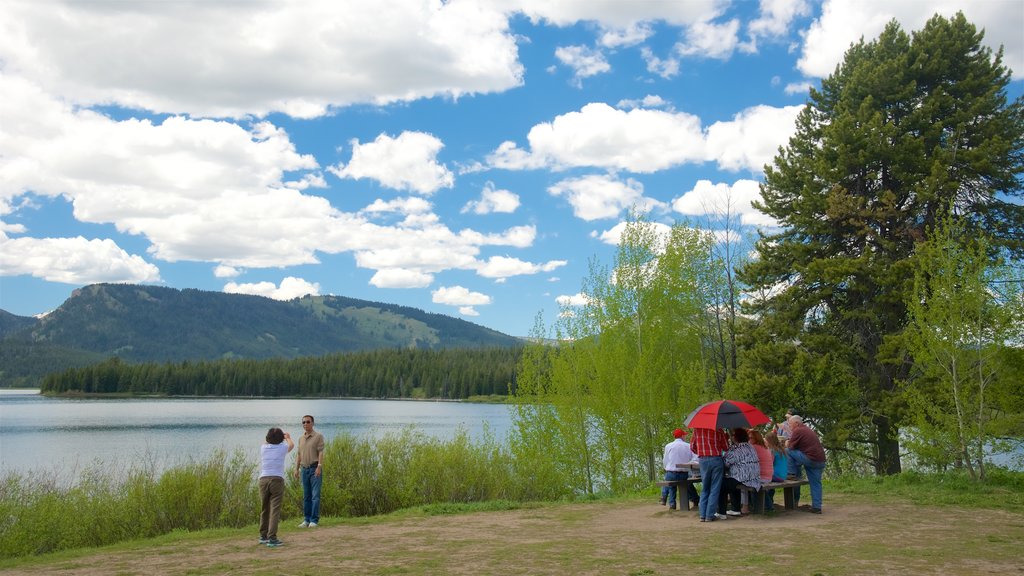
[684,399,770,430]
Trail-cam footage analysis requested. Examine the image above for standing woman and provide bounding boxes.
[259,427,294,547]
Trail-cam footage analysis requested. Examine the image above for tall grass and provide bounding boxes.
[0,427,570,559]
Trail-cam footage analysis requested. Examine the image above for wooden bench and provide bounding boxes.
[655,478,702,511]
[738,479,810,514]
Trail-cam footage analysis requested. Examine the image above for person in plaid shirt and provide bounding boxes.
[690,427,730,522]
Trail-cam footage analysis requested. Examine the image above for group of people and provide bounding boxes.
[661,410,826,521]
[258,415,326,547]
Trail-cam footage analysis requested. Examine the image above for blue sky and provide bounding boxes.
[1,0,1022,338]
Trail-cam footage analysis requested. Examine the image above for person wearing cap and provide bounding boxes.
[661,428,699,510]
[786,414,826,513]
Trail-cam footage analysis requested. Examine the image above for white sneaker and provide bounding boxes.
[298,521,309,528]
[308,522,318,527]
[726,510,742,516]
[713,513,729,520]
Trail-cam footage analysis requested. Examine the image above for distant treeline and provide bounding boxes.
[40,346,523,399]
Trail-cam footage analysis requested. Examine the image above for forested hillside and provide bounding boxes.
[1,283,521,386]
[41,346,522,399]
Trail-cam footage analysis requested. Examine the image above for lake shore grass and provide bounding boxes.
[1,484,1021,575]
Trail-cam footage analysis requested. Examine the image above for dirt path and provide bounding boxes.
[3,494,1022,575]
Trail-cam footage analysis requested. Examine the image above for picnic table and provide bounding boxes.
[656,464,810,514]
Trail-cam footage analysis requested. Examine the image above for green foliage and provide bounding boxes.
[41,346,522,399]
[0,451,257,558]
[737,13,1024,474]
[2,283,521,386]
[829,468,1024,511]
[512,217,728,495]
[0,429,569,560]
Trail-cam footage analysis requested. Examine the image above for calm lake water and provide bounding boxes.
[0,389,514,482]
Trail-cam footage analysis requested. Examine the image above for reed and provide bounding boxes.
[0,428,570,559]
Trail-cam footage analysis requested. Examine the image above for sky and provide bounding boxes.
[1,0,1022,338]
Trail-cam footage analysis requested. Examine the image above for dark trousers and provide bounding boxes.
[720,477,743,513]
[259,476,284,539]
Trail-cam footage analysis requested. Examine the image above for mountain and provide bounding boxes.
[0,283,521,386]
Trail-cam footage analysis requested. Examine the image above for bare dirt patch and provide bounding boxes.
[3,493,1022,575]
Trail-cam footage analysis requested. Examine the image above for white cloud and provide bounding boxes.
[432,285,491,307]
[214,265,241,278]
[784,82,814,95]
[223,276,321,300]
[329,131,454,195]
[513,0,721,30]
[477,255,567,279]
[462,182,520,214]
[599,22,655,48]
[369,268,434,289]
[798,0,1023,80]
[0,234,160,284]
[555,45,611,86]
[0,0,524,118]
[743,0,812,52]
[617,95,673,110]
[362,197,434,216]
[671,179,778,228]
[591,221,673,246]
[704,105,803,173]
[488,103,704,173]
[555,292,592,307]
[677,19,741,59]
[458,306,480,316]
[641,47,681,79]
[548,175,661,221]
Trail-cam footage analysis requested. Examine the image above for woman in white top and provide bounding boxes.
[259,427,294,547]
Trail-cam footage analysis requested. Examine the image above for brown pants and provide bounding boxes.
[259,476,285,539]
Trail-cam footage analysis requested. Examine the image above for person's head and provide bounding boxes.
[302,415,315,430]
[732,428,749,443]
[266,427,284,445]
[748,428,766,447]
[673,428,686,439]
[789,414,803,426]
[765,430,785,452]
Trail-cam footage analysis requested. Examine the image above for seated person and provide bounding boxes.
[764,430,789,511]
[721,428,763,515]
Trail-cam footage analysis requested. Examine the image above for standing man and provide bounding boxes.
[690,426,730,522]
[294,414,325,527]
[786,415,826,514]
[661,428,699,510]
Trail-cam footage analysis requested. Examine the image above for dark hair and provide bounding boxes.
[303,414,315,424]
[266,427,285,445]
[732,428,749,443]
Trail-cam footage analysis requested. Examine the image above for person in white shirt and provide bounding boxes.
[661,428,699,510]
[259,427,294,547]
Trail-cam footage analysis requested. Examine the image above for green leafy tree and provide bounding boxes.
[513,217,723,494]
[737,13,1024,474]
[905,210,1023,478]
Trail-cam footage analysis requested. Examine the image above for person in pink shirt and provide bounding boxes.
[747,428,774,514]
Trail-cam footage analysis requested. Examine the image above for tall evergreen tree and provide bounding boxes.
[737,14,1024,474]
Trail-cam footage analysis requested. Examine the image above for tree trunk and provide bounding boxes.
[874,414,902,475]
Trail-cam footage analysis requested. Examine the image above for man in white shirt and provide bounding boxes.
[661,428,699,510]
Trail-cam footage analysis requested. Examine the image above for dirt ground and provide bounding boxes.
[3,493,1022,576]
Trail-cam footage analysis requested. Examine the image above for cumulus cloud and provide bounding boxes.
[488,103,705,173]
[617,94,673,110]
[369,268,434,289]
[743,0,812,52]
[555,292,593,307]
[677,18,741,59]
[704,105,803,173]
[641,47,681,79]
[0,0,524,118]
[214,265,241,278]
[223,276,321,300]
[671,179,778,228]
[476,255,567,279]
[555,45,611,86]
[548,174,663,221]
[797,0,1023,80]
[462,182,520,214]
[591,221,673,247]
[432,284,491,316]
[329,132,454,195]
[0,234,160,284]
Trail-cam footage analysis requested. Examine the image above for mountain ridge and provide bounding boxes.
[0,283,521,386]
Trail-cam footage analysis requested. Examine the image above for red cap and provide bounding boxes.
[673,428,686,438]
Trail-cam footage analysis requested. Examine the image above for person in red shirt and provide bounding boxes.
[786,415,826,513]
[690,427,730,522]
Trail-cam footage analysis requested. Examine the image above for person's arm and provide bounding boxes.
[284,432,295,452]
[293,435,302,477]
[315,435,325,477]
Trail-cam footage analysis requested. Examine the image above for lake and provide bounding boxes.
[0,389,515,482]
